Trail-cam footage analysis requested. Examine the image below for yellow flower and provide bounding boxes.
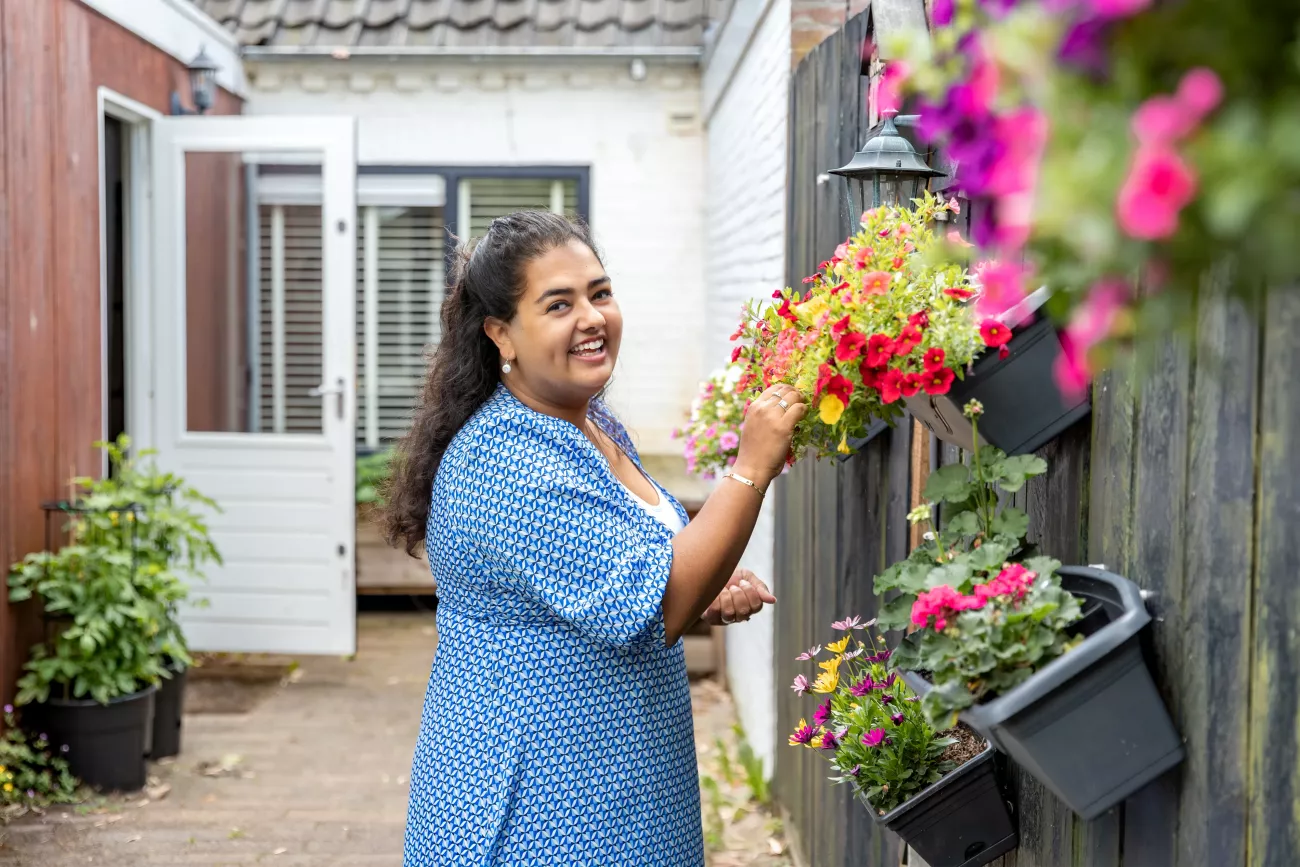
[2,783,11,793]
[795,294,829,322]
[838,432,851,454]
[812,670,839,693]
[827,635,851,655]
[809,734,824,749]
[0,766,6,774]
[818,655,841,675]
[819,394,845,424]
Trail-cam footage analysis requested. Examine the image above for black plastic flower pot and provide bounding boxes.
[149,664,187,759]
[902,566,1185,820]
[904,296,1090,456]
[26,684,157,792]
[871,744,1018,867]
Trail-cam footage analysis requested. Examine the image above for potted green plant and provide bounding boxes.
[787,623,1017,867]
[7,538,166,791]
[74,436,221,760]
[878,401,1184,819]
[0,704,80,820]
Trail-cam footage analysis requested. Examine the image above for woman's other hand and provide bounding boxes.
[700,569,776,626]
[732,383,807,488]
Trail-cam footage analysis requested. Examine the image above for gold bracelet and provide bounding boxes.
[722,470,766,498]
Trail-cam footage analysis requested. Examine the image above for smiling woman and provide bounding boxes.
[380,211,805,867]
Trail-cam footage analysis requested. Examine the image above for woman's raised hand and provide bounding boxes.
[732,383,807,487]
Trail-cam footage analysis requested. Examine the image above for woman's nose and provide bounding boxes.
[576,298,606,330]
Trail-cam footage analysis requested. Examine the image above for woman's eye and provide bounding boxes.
[594,288,613,300]
[547,301,571,313]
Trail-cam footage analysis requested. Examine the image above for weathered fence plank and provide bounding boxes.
[1175,278,1256,867]
[1248,286,1300,867]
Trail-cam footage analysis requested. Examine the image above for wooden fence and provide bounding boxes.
[772,9,1300,867]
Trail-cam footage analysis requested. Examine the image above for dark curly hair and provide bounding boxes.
[380,210,599,555]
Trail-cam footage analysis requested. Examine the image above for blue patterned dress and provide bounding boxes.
[404,386,703,867]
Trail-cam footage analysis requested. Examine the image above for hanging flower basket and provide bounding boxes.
[903,566,1184,819]
[906,289,1090,455]
[871,742,1018,867]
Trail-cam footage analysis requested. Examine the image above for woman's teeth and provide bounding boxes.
[570,339,605,356]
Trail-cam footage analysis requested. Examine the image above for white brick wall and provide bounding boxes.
[244,62,706,464]
[702,0,791,778]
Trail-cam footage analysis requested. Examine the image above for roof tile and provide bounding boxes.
[191,0,720,48]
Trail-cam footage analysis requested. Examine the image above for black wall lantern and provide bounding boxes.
[829,110,944,218]
[170,46,221,116]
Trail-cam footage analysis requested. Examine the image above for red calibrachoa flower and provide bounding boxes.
[894,325,923,356]
[880,369,905,403]
[862,271,892,295]
[835,331,867,362]
[900,373,923,398]
[891,257,906,270]
[831,314,852,336]
[909,310,930,330]
[923,367,956,395]
[815,362,835,397]
[923,347,946,371]
[826,375,854,404]
[980,319,1012,347]
[731,345,745,363]
[859,363,884,390]
[944,286,975,301]
[865,334,896,367]
[854,247,875,269]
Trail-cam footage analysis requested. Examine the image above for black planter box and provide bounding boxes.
[870,744,1018,867]
[26,684,157,792]
[149,665,187,759]
[905,298,1091,456]
[903,566,1185,819]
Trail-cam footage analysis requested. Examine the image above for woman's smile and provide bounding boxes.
[569,336,608,363]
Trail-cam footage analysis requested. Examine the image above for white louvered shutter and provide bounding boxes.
[356,205,445,446]
[258,204,323,434]
[460,177,579,238]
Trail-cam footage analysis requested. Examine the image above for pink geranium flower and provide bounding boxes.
[973,261,1029,318]
[1117,144,1197,239]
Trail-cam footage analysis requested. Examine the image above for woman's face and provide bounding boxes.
[486,239,622,410]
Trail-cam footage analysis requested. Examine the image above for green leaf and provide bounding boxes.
[924,464,976,504]
[988,455,1047,492]
[878,594,915,631]
[989,507,1029,540]
[945,511,981,538]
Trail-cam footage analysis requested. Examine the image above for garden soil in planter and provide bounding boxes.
[26,684,157,792]
[873,730,1018,867]
[149,664,188,759]
[904,566,1184,820]
[906,302,1091,456]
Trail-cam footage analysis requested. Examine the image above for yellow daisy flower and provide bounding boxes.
[827,635,852,655]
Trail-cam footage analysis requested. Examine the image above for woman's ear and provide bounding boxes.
[483,317,514,363]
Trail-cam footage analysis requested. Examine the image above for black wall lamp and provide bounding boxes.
[170,46,220,116]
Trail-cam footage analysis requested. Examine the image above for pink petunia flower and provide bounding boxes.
[1117,144,1197,239]
[719,431,740,451]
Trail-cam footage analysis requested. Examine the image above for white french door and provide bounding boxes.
[147,116,358,656]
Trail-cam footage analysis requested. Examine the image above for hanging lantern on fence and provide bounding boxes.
[828,111,945,218]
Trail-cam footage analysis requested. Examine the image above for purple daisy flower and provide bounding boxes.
[813,700,833,728]
[862,727,887,748]
[891,713,905,726]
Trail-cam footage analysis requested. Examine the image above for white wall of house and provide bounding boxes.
[243,61,706,479]
[702,0,791,777]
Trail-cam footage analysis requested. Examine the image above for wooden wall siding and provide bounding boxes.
[775,8,1300,867]
[0,0,242,704]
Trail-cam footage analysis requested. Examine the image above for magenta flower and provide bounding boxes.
[813,700,833,728]
[880,693,895,705]
[2,704,12,714]
[850,678,874,698]
[878,61,911,116]
[1118,144,1196,240]
[862,728,887,747]
[972,260,1029,318]
[792,675,809,696]
[1178,68,1224,116]
[789,723,817,746]
[1087,0,1151,17]
[891,713,905,726]
[932,0,954,26]
[820,730,841,751]
[719,431,740,451]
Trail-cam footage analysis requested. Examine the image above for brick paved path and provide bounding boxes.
[0,613,789,867]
